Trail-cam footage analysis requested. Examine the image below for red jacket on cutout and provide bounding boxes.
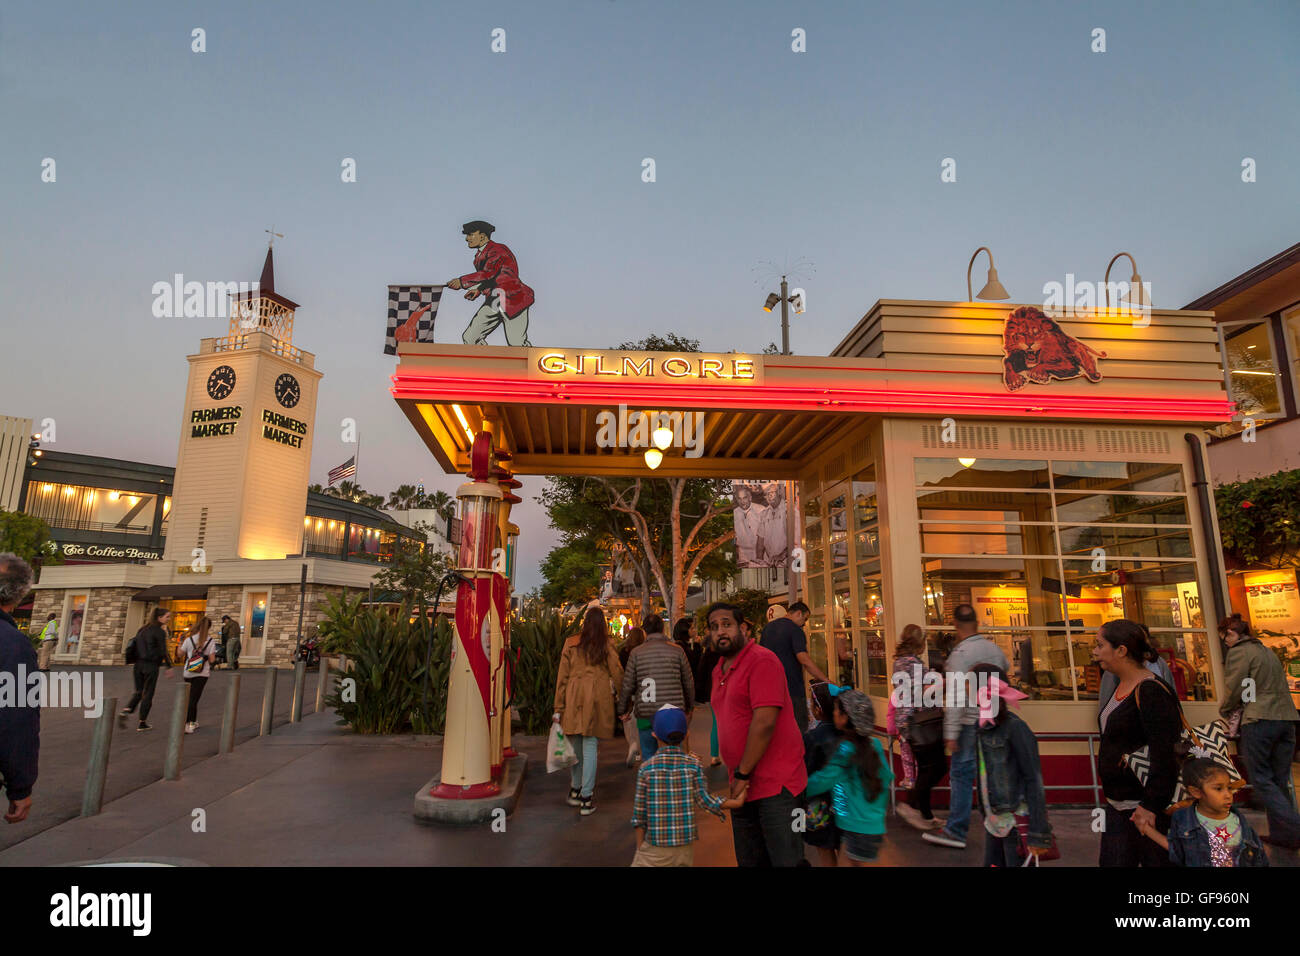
[458,241,535,318]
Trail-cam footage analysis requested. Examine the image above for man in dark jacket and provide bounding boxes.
[120,608,171,731]
[221,614,241,670]
[0,553,39,823]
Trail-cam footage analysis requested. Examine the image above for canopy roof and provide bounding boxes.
[391,300,1234,478]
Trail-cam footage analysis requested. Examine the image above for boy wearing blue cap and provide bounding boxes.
[631,705,744,866]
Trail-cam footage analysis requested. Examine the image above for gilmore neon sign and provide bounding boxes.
[530,349,760,384]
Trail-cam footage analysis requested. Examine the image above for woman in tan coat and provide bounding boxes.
[553,606,623,815]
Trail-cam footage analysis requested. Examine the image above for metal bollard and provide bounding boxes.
[219,673,241,754]
[315,656,331,713]
[259,666,277,736]
[164,683,191,781]
[290,660,306,722]
[81,696,117,816]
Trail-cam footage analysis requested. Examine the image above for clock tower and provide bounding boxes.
[163,247,323,564]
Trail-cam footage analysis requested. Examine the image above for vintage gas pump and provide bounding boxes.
[432,433,504,798]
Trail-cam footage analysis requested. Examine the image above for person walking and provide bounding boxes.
[1094,619,1181,867]
[760,600,830,733]
[923,603,1008,849]
[121,607,172,732]
[971,664,1053,866]
[1136,758,1269,867]
[0,553,40,824]
[1218,613,1300,850]
[672,616,701,678]
[619,613,694,761]
[34,613,58,671]
[892,624,947,832]
[618,625,645,671]
[706,601,808,867]
[554,606,624,816]
[803,681,844,865]
[805,688,894,865]
[630,705,743,866]
[695,626,723,767]
[618,626,647,766]
[178,617,218,734]
[221,614,241,670]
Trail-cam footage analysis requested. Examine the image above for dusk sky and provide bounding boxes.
[2,0,1298,592]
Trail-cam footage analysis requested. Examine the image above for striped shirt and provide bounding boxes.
[631,745,726,847]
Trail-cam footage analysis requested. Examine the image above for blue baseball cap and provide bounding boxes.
[652,704,688,743]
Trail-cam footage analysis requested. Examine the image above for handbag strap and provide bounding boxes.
[1134,675,1198,739]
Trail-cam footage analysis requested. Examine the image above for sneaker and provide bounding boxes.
[579,795,596,816]
[119,708,132,717]
[136,721,152,732]
[924,816,947,830]
[566,788,582,807]
[896,802,930,831]
[184,722,196,735]
[922,830,966,849]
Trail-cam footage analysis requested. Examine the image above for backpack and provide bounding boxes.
[184,636,213,675]
[124,629,142,664]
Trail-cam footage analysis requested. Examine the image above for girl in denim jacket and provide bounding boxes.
[1136,759,1269,867]
[972,665,1054,866]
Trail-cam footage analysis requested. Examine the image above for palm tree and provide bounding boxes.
[427,490,454,521]
[387,484,419,511]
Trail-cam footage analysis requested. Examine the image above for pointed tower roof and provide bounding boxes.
[254,246,300,311]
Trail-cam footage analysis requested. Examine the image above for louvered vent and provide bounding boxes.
[920,423,1000,450]
[196,506,208,550]
[1094,429,1171,456]
[1009,426,1087,453]
[851,433,872,469]
[823,453,847,483]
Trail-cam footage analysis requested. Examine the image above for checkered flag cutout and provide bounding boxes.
[385,285,444,355]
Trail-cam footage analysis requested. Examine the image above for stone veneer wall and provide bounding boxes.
[261,582,351,666]
[33,586,137,666]
[31,582,357,666]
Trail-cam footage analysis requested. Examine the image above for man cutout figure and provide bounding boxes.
[448,220,535,346]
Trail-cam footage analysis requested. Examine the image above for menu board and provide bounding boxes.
[1243,570,1300,638]
[970,586,1029,628]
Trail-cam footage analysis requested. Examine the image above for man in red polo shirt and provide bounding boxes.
[707,602,807,867]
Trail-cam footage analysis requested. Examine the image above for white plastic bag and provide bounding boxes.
[547,718,577,774]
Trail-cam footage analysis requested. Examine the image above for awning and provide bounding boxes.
[131,585,210,601]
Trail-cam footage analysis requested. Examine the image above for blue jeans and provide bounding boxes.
[639,728,659,762]
[568,734,600,798]
[1241,719,1300,846]
[943,723,978,842]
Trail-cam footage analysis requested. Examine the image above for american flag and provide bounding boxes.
[328,456,356,485]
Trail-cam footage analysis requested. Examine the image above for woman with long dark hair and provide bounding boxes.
[672,616,701,676]
[120,606,171,732]
[892,623,947,831]
[179,616,218,734]
[554,606,624,815]
[1095,619,1182,866]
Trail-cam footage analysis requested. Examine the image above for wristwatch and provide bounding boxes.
[733,769,752,781]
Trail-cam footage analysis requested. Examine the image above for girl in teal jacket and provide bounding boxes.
[806,688,894,864]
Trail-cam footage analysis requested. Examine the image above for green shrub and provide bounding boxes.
[510,609,576,735]
[323,598,451,734]
[694,587,775,635]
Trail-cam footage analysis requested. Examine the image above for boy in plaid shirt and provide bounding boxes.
[631,705,744,866]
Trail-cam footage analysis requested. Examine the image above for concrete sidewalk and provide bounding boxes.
[3,707,1296,867]
[1,665,316,853]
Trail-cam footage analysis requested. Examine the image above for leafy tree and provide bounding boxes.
[371,522,457,604]
[386,483,421,510]
[425,490,455,520]
[0,511,62,578]
[1216,469,1300,567]
[308,480,385,511]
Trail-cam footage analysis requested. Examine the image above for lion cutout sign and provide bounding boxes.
[1001,306,1106,391]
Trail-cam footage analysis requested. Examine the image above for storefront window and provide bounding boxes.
[60,593,87,656]
[243,591,269,660]
[304,517,344,557]
[1220,320,1284,420]
[916,456,1210,701]
[26,482,158,535]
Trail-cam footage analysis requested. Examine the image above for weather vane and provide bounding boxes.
[265,227,284,248]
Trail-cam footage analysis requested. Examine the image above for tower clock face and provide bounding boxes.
[207,365,236,400]
[275,373,301,408]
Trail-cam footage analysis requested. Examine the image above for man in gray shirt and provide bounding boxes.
[923,602,1008,850]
